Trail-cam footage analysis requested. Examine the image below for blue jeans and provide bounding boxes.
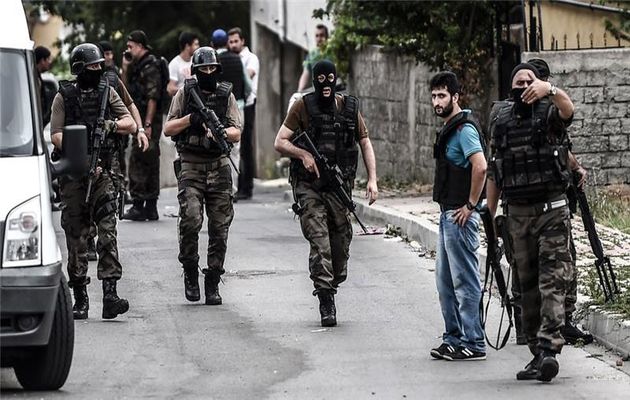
[435,210,485,352]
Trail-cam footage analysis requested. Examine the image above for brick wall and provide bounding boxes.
[519,50,629,185]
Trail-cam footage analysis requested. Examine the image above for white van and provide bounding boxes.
[0,0,86,390]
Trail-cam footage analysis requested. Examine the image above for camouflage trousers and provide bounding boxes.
[506,199,572,355]
[129,124,161,201]
[511,220,578,317]
[59,169,123,287]
[294,180,353,295]
[176,157,234,276]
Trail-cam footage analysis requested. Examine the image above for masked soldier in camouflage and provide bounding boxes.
[274,60,378,327]
[50,43,136,320]
[164,47,241,305]
[122,30,163,221]
[486,63,581,382]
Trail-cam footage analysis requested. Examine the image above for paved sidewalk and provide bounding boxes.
[351,192,630,359]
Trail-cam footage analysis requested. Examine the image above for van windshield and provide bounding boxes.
[0,49,35,157]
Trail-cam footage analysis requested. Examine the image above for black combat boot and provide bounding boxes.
[516,353,541,381]
[514,306,526,345]
[183,266,200,302]
[145,199,159,221]
[562,314,593,345]
[537,351,559,382]
[72,285,89,320]
[87,237,98,261]
[122,200,146,221]
[102,279,130,319]
[204,271,222,305]
[317,290,337,327]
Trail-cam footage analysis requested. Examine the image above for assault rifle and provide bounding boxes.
[293,131,368,234]
[85,84,110,203]
[573,173,620,302]
[188,88,239,174]
[479,207,513,350]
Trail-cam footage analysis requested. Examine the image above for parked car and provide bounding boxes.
[0,0,87,390]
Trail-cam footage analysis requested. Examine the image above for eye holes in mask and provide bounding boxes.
[316,73,335,83]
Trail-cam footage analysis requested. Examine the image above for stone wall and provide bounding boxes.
[524,49,630,186]
[349,46,630,186]
[348,46,439,185]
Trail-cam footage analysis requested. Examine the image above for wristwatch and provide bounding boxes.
[548,83,557,97]
[466,201,475,211]
[138,127,146,135]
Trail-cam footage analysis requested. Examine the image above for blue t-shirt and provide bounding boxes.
[445,111,483,168]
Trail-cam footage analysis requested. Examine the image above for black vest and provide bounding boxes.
[490,99,570,202]
[432,111,486,208]
[218,50,245,101]
[58,79,117,156]
[291,93,360,185]
[173,78,232,158]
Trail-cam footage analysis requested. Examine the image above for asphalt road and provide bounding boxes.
[2,187,628,399]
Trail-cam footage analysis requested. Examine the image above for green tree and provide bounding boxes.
[25,1,250,73]
[314,0,499,102]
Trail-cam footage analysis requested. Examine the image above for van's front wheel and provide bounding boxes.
[14,275,75,390]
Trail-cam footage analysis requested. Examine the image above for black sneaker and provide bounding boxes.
[430,343,456,360]
[562,321,594,345]
[443,346,486,361]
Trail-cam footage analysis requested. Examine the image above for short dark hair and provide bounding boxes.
[228,27,244,40]
[315,24,329,38]
[179,32,199,51]
[429,71,460,96]
[34,46,51,63]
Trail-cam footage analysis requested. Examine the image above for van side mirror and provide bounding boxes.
[50,125,88,178]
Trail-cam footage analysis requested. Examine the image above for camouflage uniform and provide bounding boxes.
[127,53,162,202]
[50,82,131,288]
[283,93,369,295]
[489,98,573,356]
[167,80,241,278]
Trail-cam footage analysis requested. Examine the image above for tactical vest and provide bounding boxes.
[173,78,232,158]
[103,67,120,93]
[490,99,570,202]
[218,51,245,101]
[290,93,360,185]
[58,79,117,158]
[432,111,486,208]
[128,53,157,114]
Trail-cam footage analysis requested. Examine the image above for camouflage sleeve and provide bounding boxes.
[547,104,573,145]
[225,93,242,130]
[109,90,131,120]
[50,93,65,135]
[167,87,186,121]
[143,63,162,101]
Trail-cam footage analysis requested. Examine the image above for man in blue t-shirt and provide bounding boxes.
[429,71,487,361]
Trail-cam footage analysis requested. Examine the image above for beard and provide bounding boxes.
[434,99,454,118]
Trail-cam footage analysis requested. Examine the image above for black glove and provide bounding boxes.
[189,112,205,130]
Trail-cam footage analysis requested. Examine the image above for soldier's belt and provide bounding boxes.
[181,157,229,172]
[506,195,568,216]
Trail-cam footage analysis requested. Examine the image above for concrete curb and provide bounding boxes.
[352,196,630,358]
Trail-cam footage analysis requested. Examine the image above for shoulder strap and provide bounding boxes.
[436,112,486,155]
[302,92,320,118]
[341,94,359,122]
[58,80,83,123]
[216,81,233,98]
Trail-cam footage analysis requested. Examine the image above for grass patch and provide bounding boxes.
[586,185,630,235]
[582,264,630,319]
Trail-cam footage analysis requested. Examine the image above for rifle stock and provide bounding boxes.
[188,88,239,174]
[85,83,110,203]
[293,131,368,233]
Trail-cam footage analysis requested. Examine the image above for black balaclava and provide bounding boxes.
[196,70,217,92]
[312,60,337,108]
[509,63,539,116]
[77,68,103,90]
